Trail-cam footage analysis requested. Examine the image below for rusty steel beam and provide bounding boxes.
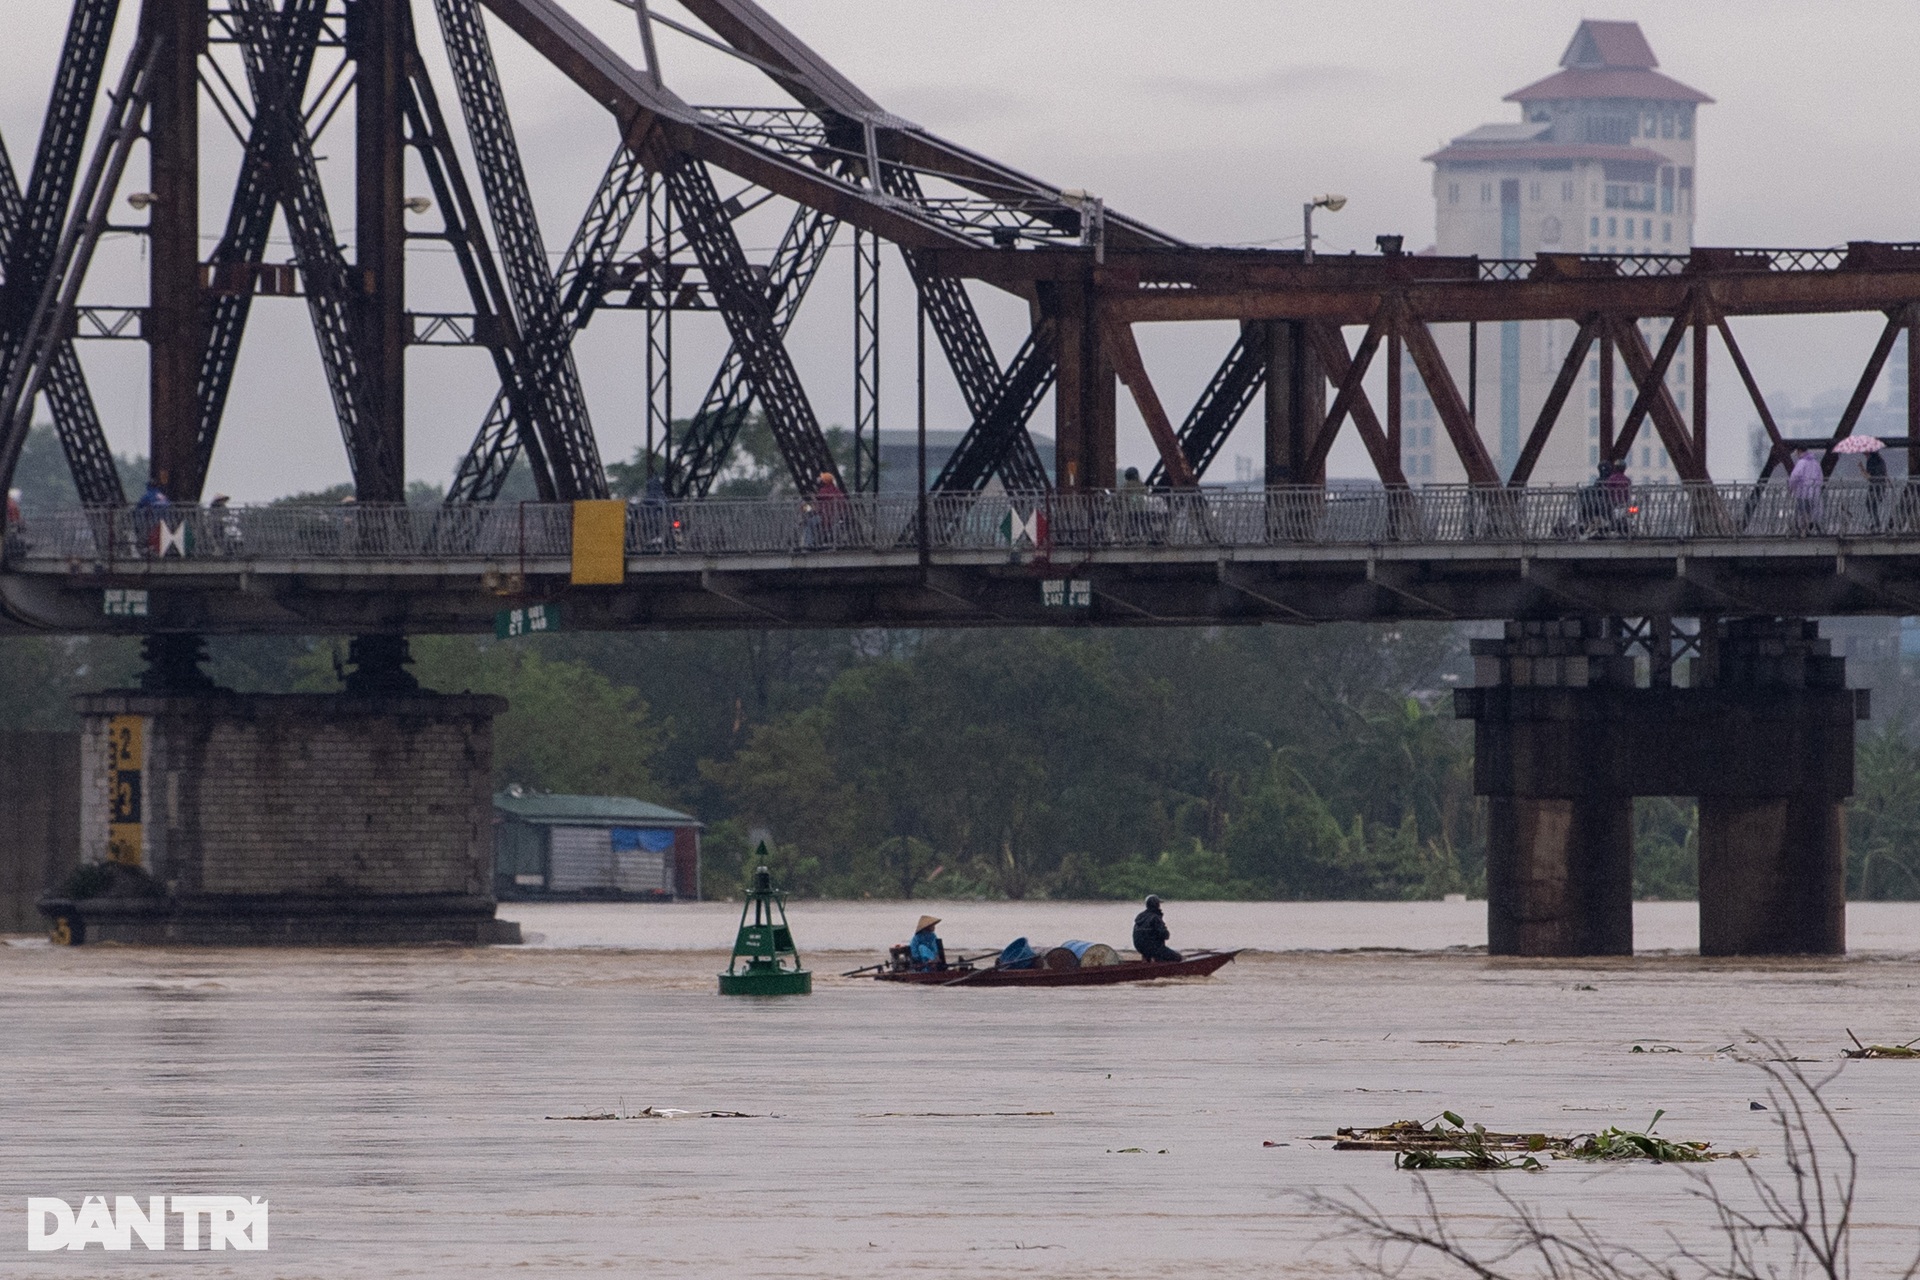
[1717,316,1788,478]
[1110,266,1920,327]
[1102,318,1194,488]
[1508,316,1598,488]
[352,0,408,502]
[476,0,975,251]
[146,0,205,499]
[1305,310,1384,479]
[1819,307,1906,476]
[1400,315,1499,486]
[1692,308,1709,462]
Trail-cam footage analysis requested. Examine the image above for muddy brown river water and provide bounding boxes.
[3,901,1918,1277]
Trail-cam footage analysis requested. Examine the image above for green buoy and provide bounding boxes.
[719,861,811,995]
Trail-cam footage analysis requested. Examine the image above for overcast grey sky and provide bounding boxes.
[4,1,1917,498]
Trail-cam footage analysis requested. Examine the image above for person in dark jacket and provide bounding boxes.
[1132,895,1182,963]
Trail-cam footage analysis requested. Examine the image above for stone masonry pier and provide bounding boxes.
[41,691,518,945]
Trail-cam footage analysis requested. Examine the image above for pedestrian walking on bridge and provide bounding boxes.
[1789,449,1825,534]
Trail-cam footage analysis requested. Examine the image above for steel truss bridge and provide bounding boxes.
[2,0,1920,640]
[8,483,1920,634]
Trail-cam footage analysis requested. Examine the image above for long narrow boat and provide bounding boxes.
[872,950,1239,987]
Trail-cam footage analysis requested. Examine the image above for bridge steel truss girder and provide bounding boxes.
[19,0,1920,515]
[0,0,125,506]
[663,156,839,493]
[910,245,1920,491]
[189,0,330,503]
[0,22,161,500]
[667,196,840,499]
[432,0,605,500]
[232,0,402,498]
[446,144,651,503]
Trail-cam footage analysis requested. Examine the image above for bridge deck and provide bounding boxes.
[6,486,1920,634]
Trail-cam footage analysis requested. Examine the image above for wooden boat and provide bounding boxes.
[872,950,1239,987]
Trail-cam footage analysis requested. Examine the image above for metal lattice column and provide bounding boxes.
[645,172,673,478]
[852,226,879,493]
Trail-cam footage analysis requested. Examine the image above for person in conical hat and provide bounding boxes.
[908,914,945,971]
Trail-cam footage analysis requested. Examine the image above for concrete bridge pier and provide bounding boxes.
[1698,796,1846,956]
[1457,618,1866,958]
[1485,796,1634,956]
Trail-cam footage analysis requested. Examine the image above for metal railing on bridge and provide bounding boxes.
[5,484,1915,568]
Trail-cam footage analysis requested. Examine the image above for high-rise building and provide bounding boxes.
[1412,20,1711,486]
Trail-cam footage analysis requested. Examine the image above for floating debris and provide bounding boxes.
[1844,1030,1920,1059]
[547,1107,753,1121]
[1630,1044,1683,1053]
[864,1111,1055,1118]
[1314,1108,1728,1170]
[1564,1111,1714,1163]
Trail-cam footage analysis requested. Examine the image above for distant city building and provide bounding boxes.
[1417,20,1711,486]
[875,430,1055,494]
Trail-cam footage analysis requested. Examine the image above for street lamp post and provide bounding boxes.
[1301,193,1347,264]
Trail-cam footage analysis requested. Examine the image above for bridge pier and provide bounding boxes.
[41,683,517,945]
[1457,618,1865,957]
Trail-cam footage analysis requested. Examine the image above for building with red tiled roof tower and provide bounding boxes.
[1406,20,1711,486]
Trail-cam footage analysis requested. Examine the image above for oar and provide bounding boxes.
[843,951,1001,978]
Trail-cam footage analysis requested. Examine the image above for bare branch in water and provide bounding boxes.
[1306,1037,1920,1280]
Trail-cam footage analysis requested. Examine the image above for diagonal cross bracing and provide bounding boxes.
[0,28,158,495]
[665,157,838,492]
[190,0,330,502]
[232,0,397,494]
[0,132,123,505]
[0,0,125,505]
[883,168,1052,493]
[446,145,650,502]
[1147,330,1267,488]
[405,25,562,503]
[668,198,838,497]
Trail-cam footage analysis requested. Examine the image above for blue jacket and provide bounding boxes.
[909,928,941,967]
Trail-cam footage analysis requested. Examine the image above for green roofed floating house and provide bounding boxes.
[492,787,702,901]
